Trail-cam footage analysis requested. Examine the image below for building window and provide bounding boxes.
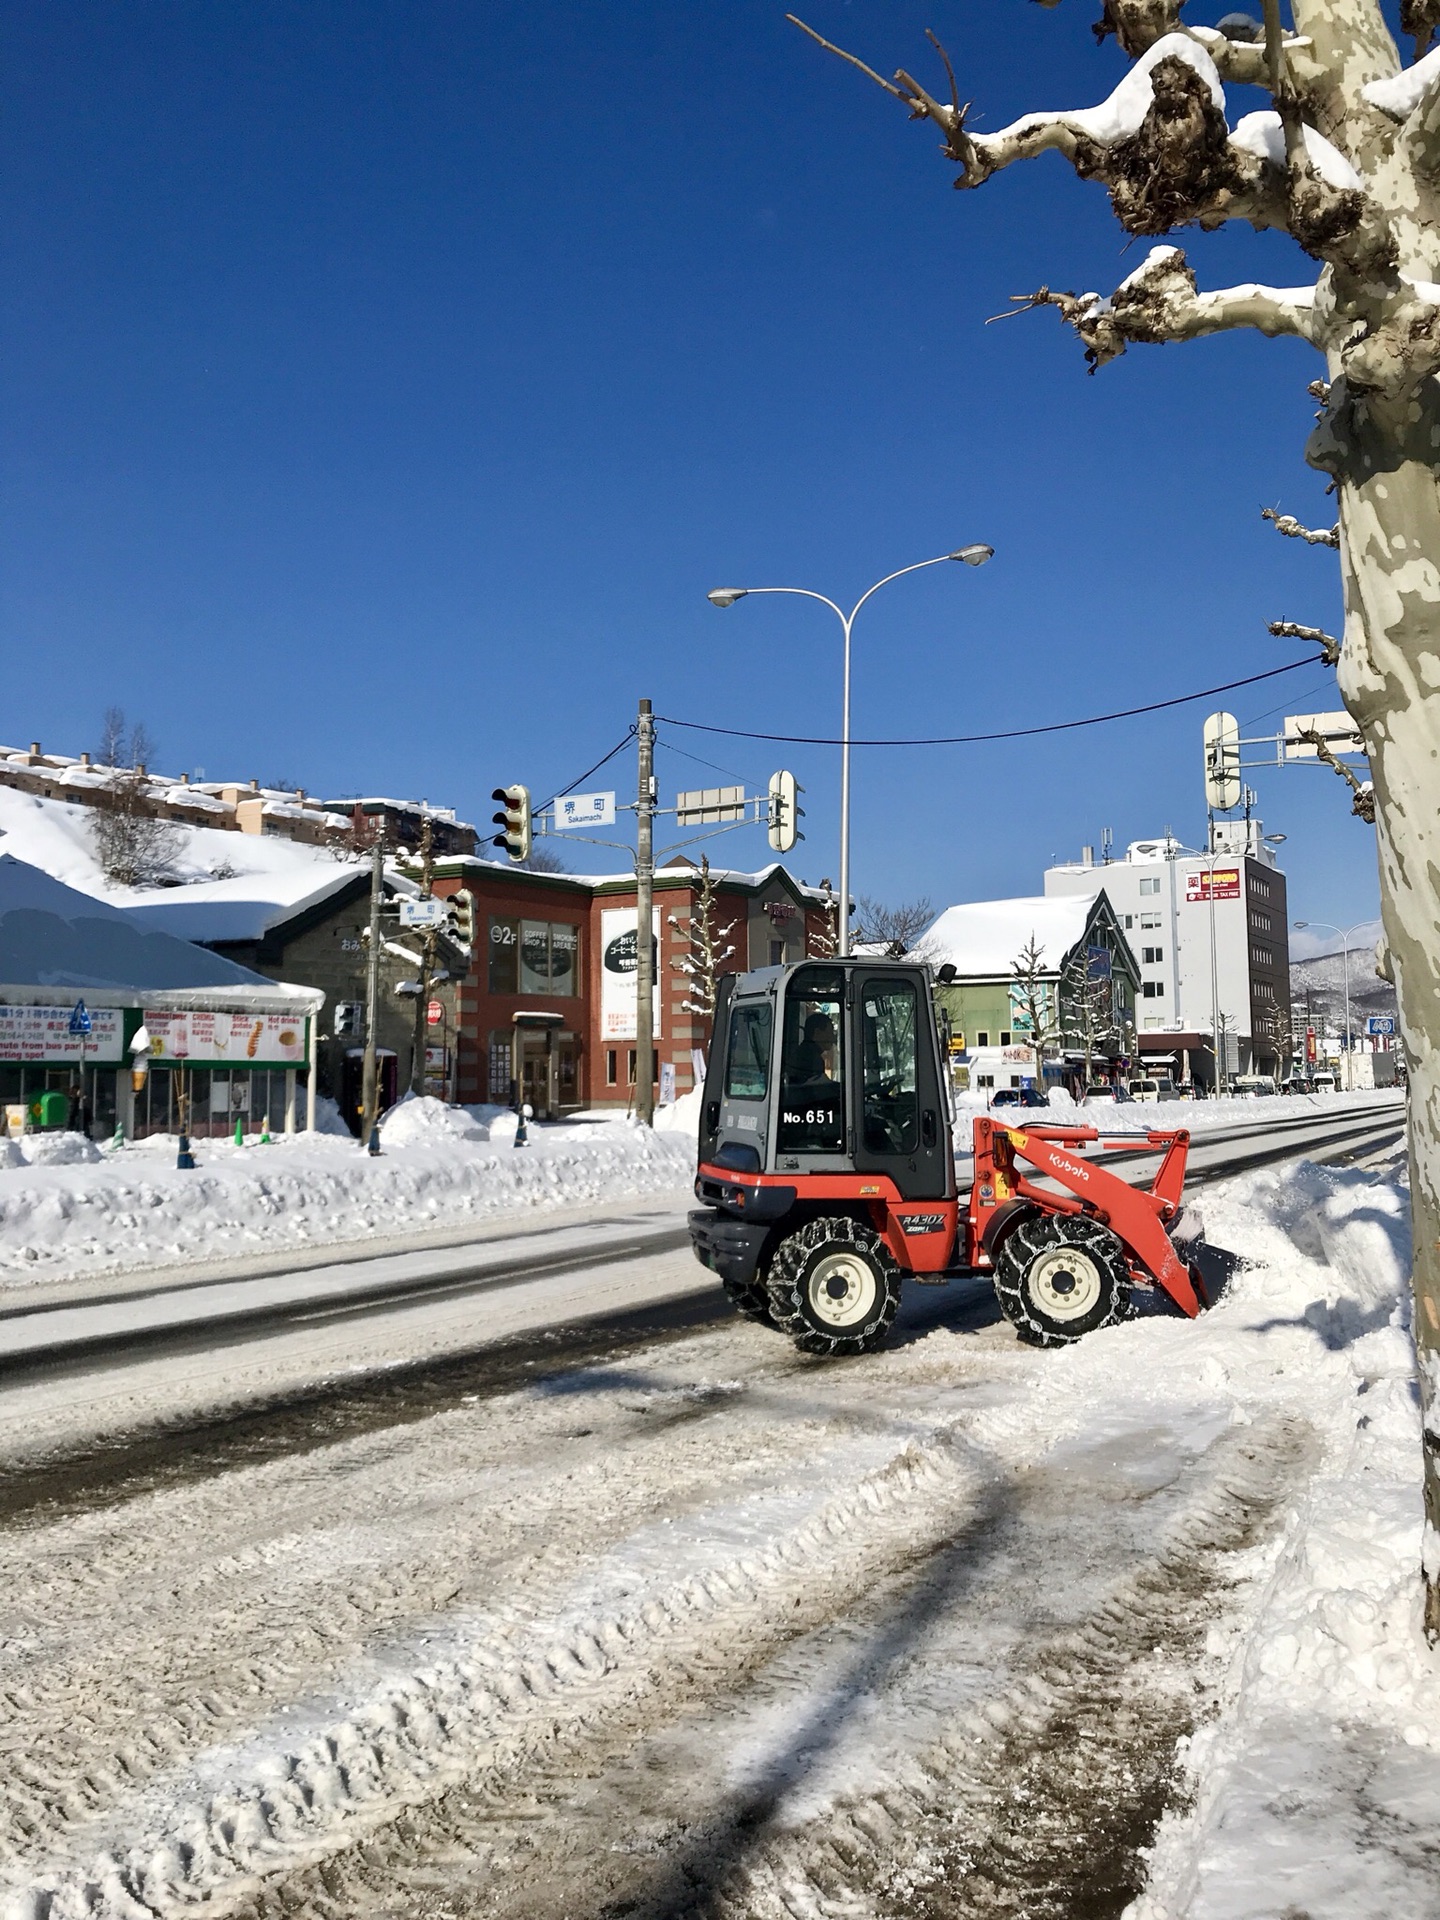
[1142,981,1164,999]
[977,1073,995,1089]
[1252,945,1273,968]
[1251,909,1272,932]
[1143,1016,1164,1030]
[606,1048,618,1086]
[976,1030,990,1047]
[488,918,581,996]
[627,1047,637,1085]
[1000,1030,1012,1046]
[1140,911,1161,930]
[1139,877,1161,896]
[487,1031,512,1100]
[1124,914,1133,928]
[1142,946,1164,964]
[770,938,785,965]
[1250,874,1272,899]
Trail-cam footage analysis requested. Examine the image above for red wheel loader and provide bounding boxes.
[688,958,1206,1355]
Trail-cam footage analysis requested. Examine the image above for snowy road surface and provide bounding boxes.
[2,1102,1436,1919]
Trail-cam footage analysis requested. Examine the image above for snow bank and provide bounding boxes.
[0,1114,693,1288]
[1097,1162,1440,1915]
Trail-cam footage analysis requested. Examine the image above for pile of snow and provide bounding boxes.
[0,1110,694,1288]
[654,1083,704,1136]
[20,1131,103,1168]
[1109,1160,1440,1913]
[1229,109,1364,191]
[1363,43,1440,119]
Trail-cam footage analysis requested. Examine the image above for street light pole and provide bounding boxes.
[708,545,992,957]
[1293,919,1367,1090]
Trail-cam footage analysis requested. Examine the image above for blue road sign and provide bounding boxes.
[68,1000,93,1037]
[1366,1015,1396,1036]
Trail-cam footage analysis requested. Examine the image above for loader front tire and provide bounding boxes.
[993,1212,1131,1348]
[767,1216,902,1357]
[722,1275,775,1326]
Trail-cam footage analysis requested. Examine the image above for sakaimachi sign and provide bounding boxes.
[145,1009,307,1066]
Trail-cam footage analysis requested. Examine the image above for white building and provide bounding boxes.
[1043,819,1290,1085]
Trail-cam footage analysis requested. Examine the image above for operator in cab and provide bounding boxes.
[793,1012,836,1082]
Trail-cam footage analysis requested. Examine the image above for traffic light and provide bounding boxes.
[767,770,803,853]
[334,1000,363,1037]
[450,887,476,945]
[491,784,532,863]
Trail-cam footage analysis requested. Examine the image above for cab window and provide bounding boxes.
[777,970,844,1153]
[861,979,920,1154]
[724,1003,772,1100]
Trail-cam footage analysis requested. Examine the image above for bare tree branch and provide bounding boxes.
[1262,504,1340,545]
[1009,247,1320,371]
[853,895,934,960]
[1298,726,1376,820]
[785,16,908,103]
[1268,618,1342,664]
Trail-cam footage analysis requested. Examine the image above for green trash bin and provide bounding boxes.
[30,1090,70,1131]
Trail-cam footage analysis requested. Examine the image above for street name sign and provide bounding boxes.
[555,791,616,829]
[398,898,448,928]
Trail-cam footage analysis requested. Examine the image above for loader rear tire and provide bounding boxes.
[767,1216,902,1357]
[722,1276,775,1327]
[993,1212,1131,1348]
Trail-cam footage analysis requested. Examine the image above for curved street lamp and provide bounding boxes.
[707,546,994,955]
[1293,918,1371,1090]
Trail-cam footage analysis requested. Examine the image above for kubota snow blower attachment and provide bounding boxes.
[688,958,1208,1356]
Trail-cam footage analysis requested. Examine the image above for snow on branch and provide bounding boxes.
[1262,505,1340,546]
[1269,618,1341,664]
[997,246,1320,371]
[1297,726,1375,821]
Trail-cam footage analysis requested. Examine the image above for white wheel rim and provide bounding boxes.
[1028,1244,1104,1322]
[806,1249,878,1329]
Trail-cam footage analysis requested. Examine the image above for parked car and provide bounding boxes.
[1231,1074,1278,1098]
[990,1086,1049,1108]
[1082,1083,1132,1104]
[1311,1071,1338,1093]
[1130,1077,1179,1103]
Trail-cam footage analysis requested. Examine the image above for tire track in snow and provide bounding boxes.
[237,1417,1309,1920]
[1,1417,990,1919]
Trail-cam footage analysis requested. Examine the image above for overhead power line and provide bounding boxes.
[535,728,637,815]
[656,658,1317,749]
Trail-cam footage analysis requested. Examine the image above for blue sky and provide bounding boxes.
[0,1,1379,937]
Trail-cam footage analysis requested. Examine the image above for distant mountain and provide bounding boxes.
[1290,943,1397,1033]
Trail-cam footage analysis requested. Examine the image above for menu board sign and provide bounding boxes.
[0,1004,124,1064]
[599,908,660,1040]
[146,1009,307,1066]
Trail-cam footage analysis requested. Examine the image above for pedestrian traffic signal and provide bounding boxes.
[450,887,476,945]
[334,1000,363,1037]
[491,784,532,863]
[767,770,803,853]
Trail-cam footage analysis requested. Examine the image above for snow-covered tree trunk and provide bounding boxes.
[796,0,1440,1633]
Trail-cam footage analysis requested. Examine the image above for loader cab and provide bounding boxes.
[701,959,954,1200]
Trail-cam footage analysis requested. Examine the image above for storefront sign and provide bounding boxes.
[600,907,661,1040]
[145,1009,307,1066]
[0,1004,123,1064]
[426,999,444,1026]
[1185,868,1241,903]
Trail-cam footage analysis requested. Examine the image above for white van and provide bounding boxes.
[1130,1077,1178,1103]
[1231,1074,1277,1098]
[1311,1071,1338,1094]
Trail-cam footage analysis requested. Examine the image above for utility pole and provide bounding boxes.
[361,835,384,1151]
[409,814,436,1098]
[635,697,656,1125]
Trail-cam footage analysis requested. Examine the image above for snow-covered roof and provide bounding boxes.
[921,894,1099,978]
[119,866,362,944]
[0,854,316,1001]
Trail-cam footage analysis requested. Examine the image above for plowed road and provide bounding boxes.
[0,1094,1412,1920]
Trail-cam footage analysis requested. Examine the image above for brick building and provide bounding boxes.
[430,858,831,1116]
